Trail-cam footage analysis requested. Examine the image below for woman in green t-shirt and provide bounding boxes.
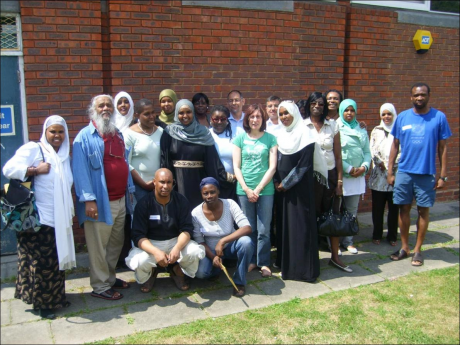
[233,104,278,278]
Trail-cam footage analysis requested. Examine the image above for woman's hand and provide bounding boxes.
[215,239,225,257]
[275,182,285,192]
[335,183,343,196]
[36,161,51,175]
[144,180,155,191]
[85,200,98,219]
[212,255,223,269]
[245,188,259,203]
[350,166,365,178]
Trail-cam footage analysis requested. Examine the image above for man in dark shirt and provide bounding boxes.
[126,168,205,292]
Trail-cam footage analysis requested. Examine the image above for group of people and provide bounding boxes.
[2,82,451,319]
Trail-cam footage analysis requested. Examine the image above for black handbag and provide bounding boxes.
[317,197,359,237]
[0,143,44,233]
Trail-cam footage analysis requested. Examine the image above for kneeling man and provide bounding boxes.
[126,168,205,292]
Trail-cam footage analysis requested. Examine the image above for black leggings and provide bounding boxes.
[371,189,399,242]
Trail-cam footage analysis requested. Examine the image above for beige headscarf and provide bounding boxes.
[113,91,134,132]
[379,103,398,160]
[39,115,76,271]
[159,89,178,124]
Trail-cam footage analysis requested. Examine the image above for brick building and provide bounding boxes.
[1,0,458,246]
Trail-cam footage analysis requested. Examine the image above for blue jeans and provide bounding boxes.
[195,236,254,285]
[238,194,274,267]
[340,194,360,248]
[134,184,150,205]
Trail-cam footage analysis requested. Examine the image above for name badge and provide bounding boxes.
[402,125,412,131]
[149,215,160,220]
[243,140,255,145]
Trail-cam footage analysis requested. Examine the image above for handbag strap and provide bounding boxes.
[27,142,45,187]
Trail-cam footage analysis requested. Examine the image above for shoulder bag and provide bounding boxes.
[317,197,359,237]
[0,143,44,233]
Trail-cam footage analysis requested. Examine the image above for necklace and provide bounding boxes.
[137,122,154,136]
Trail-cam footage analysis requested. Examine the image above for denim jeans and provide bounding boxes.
[195,236,253,285]
[134,184,150,206]
[238,194,274,267]
[340,194,360,248]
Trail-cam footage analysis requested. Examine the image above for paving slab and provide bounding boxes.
[1,300,10,325]
[10,299,41,324]
[255,276,331,304]
[194,284,274,317]
[436,226,460,241]
[127,295,207,332]
[1,320,53,344]
[0,283,15,301]
[363,247,459,280]
[319,264,385,291]
[51,307,136,344]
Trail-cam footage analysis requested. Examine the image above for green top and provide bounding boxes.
[233,132,277,196]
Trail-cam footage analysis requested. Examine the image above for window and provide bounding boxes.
[1,14,21,52]
[351,1,459,14]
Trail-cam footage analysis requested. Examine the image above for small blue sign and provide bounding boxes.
[421,36,430,44]
[1,105,16,136]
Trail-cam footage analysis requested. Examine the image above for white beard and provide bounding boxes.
[91,111,116,135]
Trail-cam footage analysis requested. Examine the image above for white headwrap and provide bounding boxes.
[379,103,398,160]
[40,115,76,271]
[277,101,328,186]
[113,91,134,132]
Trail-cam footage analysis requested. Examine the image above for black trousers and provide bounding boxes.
[371,189,399,242]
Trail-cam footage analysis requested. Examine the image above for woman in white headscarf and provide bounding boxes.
[2,115,75,320]
[114,91,135,132]
[274,100,327,282]
[369,103,400,246]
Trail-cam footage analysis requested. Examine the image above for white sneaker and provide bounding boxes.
[347,246,358,254]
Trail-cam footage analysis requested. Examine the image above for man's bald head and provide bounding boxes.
[153,168,174,200]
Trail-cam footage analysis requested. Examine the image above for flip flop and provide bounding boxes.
[170,266,190,291]
[411,252,424,267]
[91,288,123,300]
[372,239,381,245]
[390,249,409,261]
[113,278,130,289]
[389,241,397,246]
[140,268,158,293]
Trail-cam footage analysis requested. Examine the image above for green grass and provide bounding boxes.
[91,265,459,344]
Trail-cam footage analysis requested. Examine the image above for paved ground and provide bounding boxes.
[1,201,458,344]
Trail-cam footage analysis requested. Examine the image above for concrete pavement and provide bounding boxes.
[1,200,458,344]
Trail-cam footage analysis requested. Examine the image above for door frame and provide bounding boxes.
[1,12,28,143]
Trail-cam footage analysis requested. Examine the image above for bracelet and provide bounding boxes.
[337,180,343,183]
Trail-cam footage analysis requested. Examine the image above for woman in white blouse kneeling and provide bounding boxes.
[192,177,253,297]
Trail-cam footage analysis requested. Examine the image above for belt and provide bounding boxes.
[173,160,204,168]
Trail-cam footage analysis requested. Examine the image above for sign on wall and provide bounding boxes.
[1,105,16,136]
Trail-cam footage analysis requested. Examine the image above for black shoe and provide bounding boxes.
[328,259,353,273]
[39,309,56,320]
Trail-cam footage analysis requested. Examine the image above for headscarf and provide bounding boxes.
[379,103,398,160]
[277,101,328,186]
[113,91,134,132]
[40,115,76,271]
[159,89,178,124]
[200,177,220,191]
[166,99,215,146]
[339,99,359,129]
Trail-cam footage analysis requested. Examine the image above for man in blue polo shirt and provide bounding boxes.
[387,82,452,266]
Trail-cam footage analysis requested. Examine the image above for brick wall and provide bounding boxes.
[19,0,459,243]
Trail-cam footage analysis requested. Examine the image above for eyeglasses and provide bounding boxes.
[211,117,228,123]
[227,98,241,104]
[311,102,325,107]
[109,140,124,159]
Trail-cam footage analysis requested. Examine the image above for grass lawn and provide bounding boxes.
[92,265,459,344]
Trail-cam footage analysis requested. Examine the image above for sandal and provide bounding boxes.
[91,288,123,300]
[170,265,190,291]
[372,239,381,245]
[389,241,397,246]
[390,249,409,261]
[140,268,158,293]
[411,252,424,267]
[260,266,272,278]
[232,285,246,298]
[113,278,130,289]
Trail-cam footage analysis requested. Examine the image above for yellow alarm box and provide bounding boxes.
[413,30,433,54]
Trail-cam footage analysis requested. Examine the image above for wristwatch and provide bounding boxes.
[439,176,448,182]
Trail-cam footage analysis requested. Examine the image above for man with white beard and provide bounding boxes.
[73,94,134,300]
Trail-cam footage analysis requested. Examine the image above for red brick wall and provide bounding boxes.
[19,0,459,243]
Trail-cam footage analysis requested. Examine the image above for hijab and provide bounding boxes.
[339,99,359,129]
[113,91,134,132]
[40,115,76,271]
[166,99,215,146]
[277,101,328,186]
[159,89,178,124]
[379,103,398,160]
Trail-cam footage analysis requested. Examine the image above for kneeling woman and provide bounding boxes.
[192,177,254,297]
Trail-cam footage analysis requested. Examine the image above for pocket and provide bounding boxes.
[89,152,101,170]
